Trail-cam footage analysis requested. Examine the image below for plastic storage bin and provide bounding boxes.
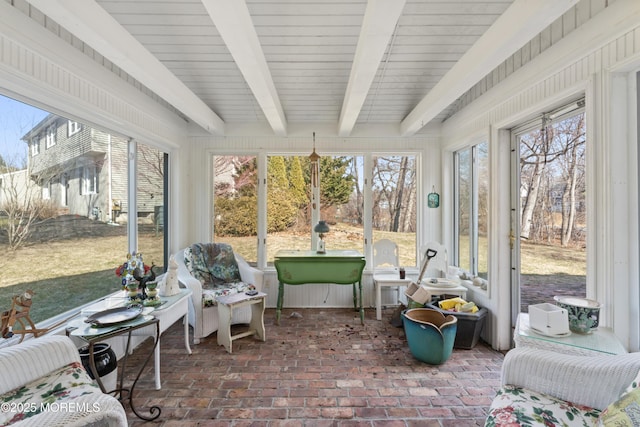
[426,299,487,349]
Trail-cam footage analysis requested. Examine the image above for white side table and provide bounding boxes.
[216,292,266,353]
[514,313,627,356]
[373,273,413,320]
[147,289,192,389]
[74,288,192,390]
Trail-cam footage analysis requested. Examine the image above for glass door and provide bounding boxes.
[511,102,587,323]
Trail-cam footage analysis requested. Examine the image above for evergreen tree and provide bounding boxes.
[267,156,297,232]
[320,156,354,208]
[287,156,307,207]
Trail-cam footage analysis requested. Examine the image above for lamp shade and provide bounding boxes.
[314,221,330,234]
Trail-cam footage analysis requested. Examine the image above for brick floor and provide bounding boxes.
[122,307,504,426]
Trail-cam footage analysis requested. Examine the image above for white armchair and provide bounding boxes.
[175,244,264,344]
[0,335,127,427]
[485,347,640,426]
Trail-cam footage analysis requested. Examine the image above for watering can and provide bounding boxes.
[402,308,457,365]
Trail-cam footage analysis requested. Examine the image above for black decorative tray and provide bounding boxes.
[84,305,143,327]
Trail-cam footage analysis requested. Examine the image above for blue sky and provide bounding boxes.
[0,94,49,167]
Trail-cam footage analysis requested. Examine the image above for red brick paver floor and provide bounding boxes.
[123,307,503,426]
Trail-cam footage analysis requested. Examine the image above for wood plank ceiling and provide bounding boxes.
[24,0,580,137]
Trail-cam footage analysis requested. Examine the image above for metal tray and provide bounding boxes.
[84,305,143,327]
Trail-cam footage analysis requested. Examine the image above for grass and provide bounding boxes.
[0,230,164,324]
[0,218,586,325]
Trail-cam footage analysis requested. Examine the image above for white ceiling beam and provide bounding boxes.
[400,0,580,137]
[25,0,225,135]
[201,0,288,136]
[338,0,407,137]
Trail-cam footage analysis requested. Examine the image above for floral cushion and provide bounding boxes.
[597,370,640,426]
[485,385,601,427]
[184,243,255,307]
[0,361,99,426]
[186,243,242,284]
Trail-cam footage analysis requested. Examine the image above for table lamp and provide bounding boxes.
[314,220,330,253]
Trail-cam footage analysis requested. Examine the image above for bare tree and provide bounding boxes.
[520,112,586,245]
[0,164,55,250]
[558,115,586,246]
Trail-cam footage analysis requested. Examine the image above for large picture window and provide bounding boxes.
[0,94,168,326]
[211,152,417,269]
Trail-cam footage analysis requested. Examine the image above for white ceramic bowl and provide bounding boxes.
[553,296,601,334]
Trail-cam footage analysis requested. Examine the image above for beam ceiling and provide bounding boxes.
[21,0,584,137]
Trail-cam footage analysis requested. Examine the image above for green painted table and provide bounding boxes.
[274,250,367,325]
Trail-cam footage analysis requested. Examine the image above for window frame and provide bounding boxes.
[68,120,81,137]
[81,165,97,195]
[453,141,488,279]
[30,137,39,156]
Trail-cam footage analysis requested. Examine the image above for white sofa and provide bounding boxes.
[0,335,127,427]
[175,244,264,344]
[485,347,640,426]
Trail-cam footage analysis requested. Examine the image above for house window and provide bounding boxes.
[454,141,489,279]
[81,165,98,195]
[42,179,51,200]
[68,120,81,136]
[30,137,39,156]
[45,125,56,148]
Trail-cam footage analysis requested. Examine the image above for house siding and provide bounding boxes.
[21,115,162,223]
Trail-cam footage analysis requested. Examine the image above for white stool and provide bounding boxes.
[216,291,266,353]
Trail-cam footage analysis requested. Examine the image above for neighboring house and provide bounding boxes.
[21,114,162,224]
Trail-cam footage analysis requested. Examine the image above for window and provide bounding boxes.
[0,96,173,327]
[68,120,81,136]
[213,155,258,265]
[266,155,307,259]
[454,142,488,279]
[41,179,51,200]
[318,155,363,254]
[30,137,39,156]
[81,165,97,195]
[136,143,167,274]
[372,155,417,267]
[211,152,418,269]
[45,125,56,148]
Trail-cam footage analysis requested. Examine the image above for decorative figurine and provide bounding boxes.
[160,255,180,297]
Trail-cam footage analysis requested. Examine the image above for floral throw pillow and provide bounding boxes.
[597,371,640,426]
